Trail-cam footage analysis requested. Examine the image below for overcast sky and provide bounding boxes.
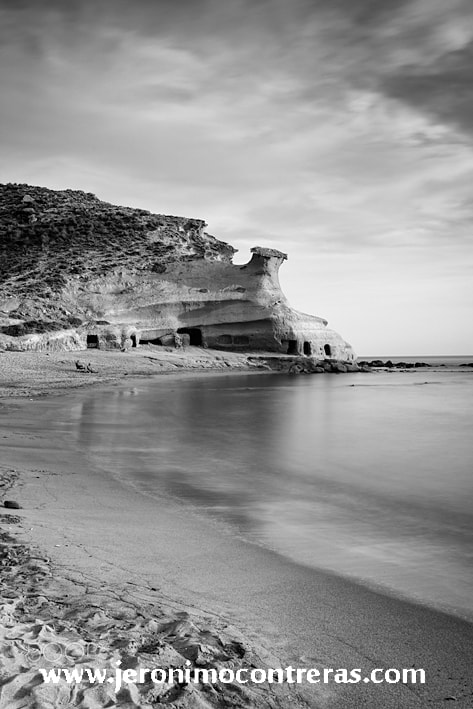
[1,0,472,355]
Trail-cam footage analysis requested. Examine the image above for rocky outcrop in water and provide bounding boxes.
[358,360,431,369]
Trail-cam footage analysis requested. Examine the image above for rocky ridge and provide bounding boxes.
[0,183,233,331]
[0,183,354,361]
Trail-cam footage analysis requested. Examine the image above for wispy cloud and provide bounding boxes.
[1,0,472,353]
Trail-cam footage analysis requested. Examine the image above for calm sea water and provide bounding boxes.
[68,363,473,619]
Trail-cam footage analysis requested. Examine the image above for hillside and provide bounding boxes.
[0,183,354,360]
[0,183,234,332]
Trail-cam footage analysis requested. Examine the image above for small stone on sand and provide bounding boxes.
[4,500,21,509]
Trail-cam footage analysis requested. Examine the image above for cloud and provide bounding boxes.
[384,42,473,134]
[0,0,472,353]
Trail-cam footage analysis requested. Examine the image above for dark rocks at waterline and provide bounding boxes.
[248,356,363,374]
[459,362,473,367]
[287,360,362,375]
[331,362,348,373]
[358,360,432,369]
[345,363,362,372]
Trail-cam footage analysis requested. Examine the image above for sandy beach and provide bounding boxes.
[1,354,473,708]
[3,0,473,705]
[0,347,268,400]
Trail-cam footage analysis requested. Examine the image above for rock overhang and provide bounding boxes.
[0,184,355,359]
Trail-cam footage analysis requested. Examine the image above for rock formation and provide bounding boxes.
[0,183,355,359]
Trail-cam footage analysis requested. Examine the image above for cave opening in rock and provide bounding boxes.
[87,334,99,349]
[324,343,332,357]
[130,335,137,348]
[287,340,298,354]
[233,335,249,346]
[140,336,162,345]
[177,327,202,346]
[303,341,312,356]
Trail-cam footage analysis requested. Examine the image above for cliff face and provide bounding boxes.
[0,183,355,360]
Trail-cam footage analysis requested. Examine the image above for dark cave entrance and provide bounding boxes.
[233,335,249,346]
[324,343,332,357]
[287,340,298,355]
[177,327,202,346]
[130,334,137,348]
[87,334,99,349]
[303,341,312,356]
[217,334,233,346]
[140,336,162,345]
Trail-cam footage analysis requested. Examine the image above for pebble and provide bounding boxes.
[3,501,21,509]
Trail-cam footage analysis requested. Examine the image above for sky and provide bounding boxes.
[1,0,473,355]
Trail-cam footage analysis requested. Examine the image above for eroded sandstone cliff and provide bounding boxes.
[0,183,354,359]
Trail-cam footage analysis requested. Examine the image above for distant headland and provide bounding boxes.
[0,183,354,360]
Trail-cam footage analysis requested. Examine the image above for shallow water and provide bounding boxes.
[66,367,473,619]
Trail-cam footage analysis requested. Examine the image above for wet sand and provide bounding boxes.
[1,380,473,708]
[0,347,262,399]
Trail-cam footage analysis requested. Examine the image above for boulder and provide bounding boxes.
[288,363,308,374]
[345,363,360,372]
[158,333,175,347]
[331,363,348,373]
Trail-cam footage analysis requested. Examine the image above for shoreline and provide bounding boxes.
[0,346,470,403]
[1,359,473,707]
[3,443,473,709]
[4,373,473,621]
[0,476,301,709]
[0,347,270,400]
[1,395,307,709]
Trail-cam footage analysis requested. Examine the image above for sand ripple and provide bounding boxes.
[0,473,308,709]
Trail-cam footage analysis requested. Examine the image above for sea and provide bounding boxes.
[66,356,473,620]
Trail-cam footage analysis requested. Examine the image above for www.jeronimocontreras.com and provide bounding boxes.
[39,661,426,692]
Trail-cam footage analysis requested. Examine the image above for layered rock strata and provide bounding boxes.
[0,184,354,359]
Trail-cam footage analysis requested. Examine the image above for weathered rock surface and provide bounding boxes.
[0,183,354,359]
[248,356,360,374]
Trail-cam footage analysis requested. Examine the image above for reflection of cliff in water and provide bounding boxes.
[66,370,473,621]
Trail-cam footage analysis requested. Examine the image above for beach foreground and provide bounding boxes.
[1,474,301,709]
[1,361,473,708]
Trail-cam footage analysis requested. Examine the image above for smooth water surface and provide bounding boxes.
[64,368,473,619]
